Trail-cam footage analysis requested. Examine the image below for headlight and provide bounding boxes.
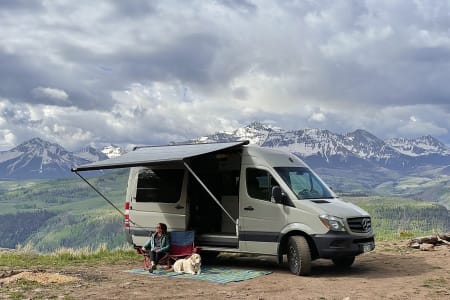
[319,215,346,232]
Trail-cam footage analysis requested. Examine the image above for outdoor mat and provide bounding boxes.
[125,266,271,284]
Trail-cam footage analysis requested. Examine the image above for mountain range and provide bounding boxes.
[1,122,450,179]
[187,122,450,170]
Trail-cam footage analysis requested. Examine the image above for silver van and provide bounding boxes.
[72,141,375,275]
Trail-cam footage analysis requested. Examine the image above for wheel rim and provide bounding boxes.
[288,245,299,272]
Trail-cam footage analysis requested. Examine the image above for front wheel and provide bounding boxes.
[332,256,355,268]
[287,236,311,276]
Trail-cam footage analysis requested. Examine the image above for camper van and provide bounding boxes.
[72,141,375,276]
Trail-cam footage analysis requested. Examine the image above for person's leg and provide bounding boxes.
[154,252,164,265]
[149,251,157,271]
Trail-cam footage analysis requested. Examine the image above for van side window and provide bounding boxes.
[246,168,279,201]
[136,169,184,203]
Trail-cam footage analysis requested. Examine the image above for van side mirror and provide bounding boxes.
[271,186,287,204]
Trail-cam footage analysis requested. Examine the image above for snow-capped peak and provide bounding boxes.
[0,137,91,179]
[386,136,450,156]
[101,145,126,158]
[74,146,108,161]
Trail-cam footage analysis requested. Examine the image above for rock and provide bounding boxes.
[409,242,420,249]
[419,243,435,251]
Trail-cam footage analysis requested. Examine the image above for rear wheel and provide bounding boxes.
[332,256,355,268]
[287,236,311,276]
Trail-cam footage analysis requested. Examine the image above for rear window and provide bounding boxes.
[136,169,184,203]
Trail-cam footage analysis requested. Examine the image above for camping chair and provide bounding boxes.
[134,244,153,270]
[159,230,199,267]
[134,231,198,270]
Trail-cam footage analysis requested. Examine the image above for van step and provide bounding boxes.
[199,246,239,252]
[196,233,238,247]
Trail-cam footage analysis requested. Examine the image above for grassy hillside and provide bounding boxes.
[0,170,129,252]
[317,166,450,209]
[316,167,401,195]
[346,196,449,239]
[0,170,128,214]
[373,173,450,209]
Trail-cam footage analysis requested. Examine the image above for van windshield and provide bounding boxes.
[274,167,335,200]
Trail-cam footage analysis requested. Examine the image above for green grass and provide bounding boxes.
[0,245,140,300]
[0,245,141,268]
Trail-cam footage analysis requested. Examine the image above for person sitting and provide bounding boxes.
[141,223,170,272]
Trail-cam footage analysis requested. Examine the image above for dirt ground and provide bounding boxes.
[1,241,449,300]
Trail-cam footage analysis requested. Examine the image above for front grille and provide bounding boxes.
[347,217,372,233]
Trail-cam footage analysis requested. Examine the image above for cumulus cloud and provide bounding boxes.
[0,0,450,149]
[309,112,327,123]
[31,87,70,105]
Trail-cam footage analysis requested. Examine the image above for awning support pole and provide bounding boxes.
[74,171,148,232]
[183,162,237,226]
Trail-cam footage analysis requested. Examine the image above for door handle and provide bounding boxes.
[175,205,184,209]
[244,206,254,211]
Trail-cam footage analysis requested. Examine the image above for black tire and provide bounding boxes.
[287,236,311,276]
[332,256,355,268]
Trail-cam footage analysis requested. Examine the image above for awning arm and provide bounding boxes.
[74,171,149,232]
[183,162,237,226]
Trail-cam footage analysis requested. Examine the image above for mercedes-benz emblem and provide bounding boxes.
[361,218,370,231]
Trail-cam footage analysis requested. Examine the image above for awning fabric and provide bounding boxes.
[71,141,248,172]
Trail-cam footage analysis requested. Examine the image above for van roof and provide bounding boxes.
[243,145,309,167]
[71,141,249,172]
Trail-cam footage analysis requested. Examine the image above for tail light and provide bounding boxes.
[124,200,130,227]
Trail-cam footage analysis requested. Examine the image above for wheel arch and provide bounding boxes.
[278,230,319,262]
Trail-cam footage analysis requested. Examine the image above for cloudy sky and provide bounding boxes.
[1,0,449,151]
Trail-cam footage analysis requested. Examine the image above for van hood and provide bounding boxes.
[303,198,370,218]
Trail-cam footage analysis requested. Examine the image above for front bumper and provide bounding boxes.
[312,231,375,259]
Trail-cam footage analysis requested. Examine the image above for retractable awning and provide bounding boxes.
[71,141,249,172]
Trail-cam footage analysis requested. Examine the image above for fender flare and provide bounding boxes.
[276,223,317,263]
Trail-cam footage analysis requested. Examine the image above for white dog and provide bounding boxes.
[173,253,202,275]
